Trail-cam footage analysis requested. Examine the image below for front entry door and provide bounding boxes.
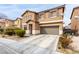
[29,24,32,34]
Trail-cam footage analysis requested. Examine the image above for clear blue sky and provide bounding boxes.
[0,4,79,26]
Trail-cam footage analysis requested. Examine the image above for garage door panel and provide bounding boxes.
[40,26,59,35]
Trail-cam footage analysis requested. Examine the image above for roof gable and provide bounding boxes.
[21,10,38,16]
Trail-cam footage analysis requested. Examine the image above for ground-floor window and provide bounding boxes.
[0,26,1,28]
[24,25,27,30]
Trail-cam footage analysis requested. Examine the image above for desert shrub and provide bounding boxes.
[15,29,25,37]
[0,28,4,32]
[59,34,72,48]
[0,28,4,34]
[5,28,15,36]
[63,29,72,35]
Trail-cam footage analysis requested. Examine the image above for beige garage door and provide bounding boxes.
[40,26,59,35]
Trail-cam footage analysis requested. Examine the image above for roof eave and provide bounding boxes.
[21,10,38,16]
[70,6,79,19]
[38,5,65,13]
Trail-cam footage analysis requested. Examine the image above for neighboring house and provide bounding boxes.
[14,18,22,28]
[4,19,14,28]
[0,19,5,28]
[0,19,14,28]
[71,6,79,34]
[21,5,65,35]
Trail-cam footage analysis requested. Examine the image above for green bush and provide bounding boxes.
[15,29,25,37]
[0,28,4,32]
[4,27,22,36]
[0,28,4,34]
[5,28,15,36]
[3,27,25,37]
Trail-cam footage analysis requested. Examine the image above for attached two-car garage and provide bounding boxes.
[40,26,59,35]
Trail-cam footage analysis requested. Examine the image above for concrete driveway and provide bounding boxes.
[0,35,59,54]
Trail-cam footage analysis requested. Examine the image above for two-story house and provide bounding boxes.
[21,5,65,35]
[71,6,79,34]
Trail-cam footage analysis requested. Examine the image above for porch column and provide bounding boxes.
[59,24,63,35]
[26,24,30,35]
[32,22,40,35]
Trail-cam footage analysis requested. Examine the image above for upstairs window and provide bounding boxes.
[39,13,45,20]
[74,15,79,21]
[48,11,57,18]
[28,15,32,20]
[24,25,27,30]
[24,15,32,20]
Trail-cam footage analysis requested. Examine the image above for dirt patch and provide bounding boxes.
[0,34,29,41]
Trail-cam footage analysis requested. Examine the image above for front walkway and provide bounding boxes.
[0,35,60,54]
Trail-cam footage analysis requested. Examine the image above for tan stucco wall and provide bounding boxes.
[39,7,64,22]
[40,22,63,35]
[22,11,39,29]
[38,7,64,35]
[22,12,38,23]
[71,8,79,31]
[71,8,79,19]
[14,18,22,28]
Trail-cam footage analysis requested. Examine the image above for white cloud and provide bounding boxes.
[0,5,26,19]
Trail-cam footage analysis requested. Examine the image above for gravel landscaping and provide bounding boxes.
[57,35,79,54]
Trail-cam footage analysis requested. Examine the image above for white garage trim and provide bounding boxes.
[59,30,63,35]
[59,25,63,35]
